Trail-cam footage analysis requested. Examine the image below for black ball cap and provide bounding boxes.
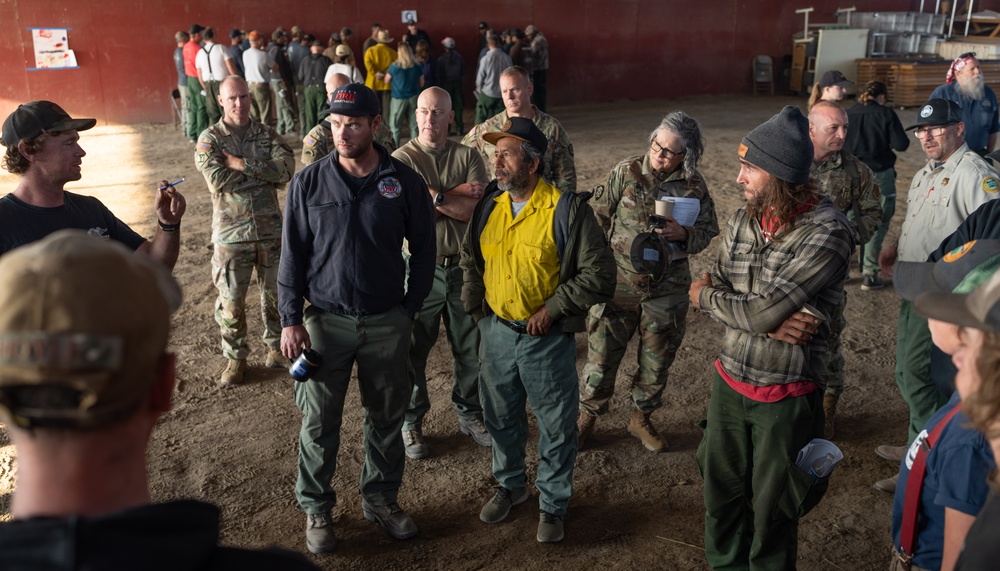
[482,116,548,154]
[905,98,963,130]
[2,101,96,147]
[320,83,381,118]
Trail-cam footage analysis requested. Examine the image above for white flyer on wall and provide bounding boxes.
[30,28,78,70]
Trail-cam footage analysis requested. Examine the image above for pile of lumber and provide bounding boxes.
[856,58,1000,106]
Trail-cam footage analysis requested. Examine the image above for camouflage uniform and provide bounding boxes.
[195,119,295,360]
[460,106,576,193]
[301,117,396,165]
[810,150,882,397]
[580,154,719,414]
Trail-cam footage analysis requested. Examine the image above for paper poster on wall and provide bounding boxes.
[28,28,78,70]
[401,10,417,23]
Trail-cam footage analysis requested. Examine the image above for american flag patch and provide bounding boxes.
[196,141,212,152]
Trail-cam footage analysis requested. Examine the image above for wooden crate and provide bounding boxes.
[858,58,1000,107]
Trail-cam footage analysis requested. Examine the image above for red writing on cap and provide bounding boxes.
[334,92,356,103]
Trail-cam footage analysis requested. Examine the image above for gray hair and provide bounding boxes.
[648,111,704,176]
[521,141,544,174]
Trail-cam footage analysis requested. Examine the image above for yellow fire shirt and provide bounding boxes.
[482,179,561,321]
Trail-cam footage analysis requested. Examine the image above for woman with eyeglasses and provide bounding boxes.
[845,81,910,291]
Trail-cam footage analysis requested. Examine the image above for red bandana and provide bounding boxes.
[947,54,976,84]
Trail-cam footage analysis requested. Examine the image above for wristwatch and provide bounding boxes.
[434,192,444,207]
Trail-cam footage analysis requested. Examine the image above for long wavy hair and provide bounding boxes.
[745,173,821,240]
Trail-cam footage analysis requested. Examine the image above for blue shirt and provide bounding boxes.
[931,82,1000,152]
[891,392,995,569]
[387,63,423,99]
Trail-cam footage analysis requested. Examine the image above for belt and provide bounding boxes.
[496,316,528,335]
[438,254,459,267]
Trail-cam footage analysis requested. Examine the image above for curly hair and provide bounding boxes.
[1,133,48,175]
[961,330,1000,443]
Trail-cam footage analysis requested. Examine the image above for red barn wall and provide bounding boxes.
[0,0,916,125]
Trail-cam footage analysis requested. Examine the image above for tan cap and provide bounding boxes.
[335,44,352,57]
[0,230,181,429]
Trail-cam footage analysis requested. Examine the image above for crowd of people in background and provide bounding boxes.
[2,17,1000,571]
[173,19,550,144]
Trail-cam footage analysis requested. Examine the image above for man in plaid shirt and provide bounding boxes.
[688,106,855,570]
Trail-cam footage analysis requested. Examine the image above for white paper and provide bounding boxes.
[658,196,701,260]
[657,196,700,226]
[31,28,77,69]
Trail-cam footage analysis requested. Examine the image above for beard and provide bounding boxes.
[338,129,374,159]
[497,166,532,199]
[958,75,986,100]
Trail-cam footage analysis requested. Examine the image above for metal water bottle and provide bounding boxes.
[289,349,323,382]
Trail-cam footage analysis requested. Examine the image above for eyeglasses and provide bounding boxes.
[650,140,685,160]
[913,124,954,138]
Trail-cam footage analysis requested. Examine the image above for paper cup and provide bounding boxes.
[655,199,675,218]
[800,303,825,323]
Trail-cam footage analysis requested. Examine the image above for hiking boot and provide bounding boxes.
[861,275,885,291]
[823,393,839,439]
[402,430,429,460]
[875,444,907,463]
[873,473,899,494]
[265,349,291,369]
[480,486,529,523]
[459,416,493,447]
[361,498,418,540]
[219,359,246,387]
[537,510,564,543]
[628,410,668,453]
[577,412,597,449]
[305,512,336,554]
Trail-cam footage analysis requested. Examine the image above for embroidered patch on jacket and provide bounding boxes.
[196,142,212,152]
[983,177,999,193]
[304,135,317,147]
[378,176,402,199]
[944,241,976,262]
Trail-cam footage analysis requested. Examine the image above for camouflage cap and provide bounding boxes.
[914,262,1000,332]
[896,240,1000,301]
[0,230,181,429]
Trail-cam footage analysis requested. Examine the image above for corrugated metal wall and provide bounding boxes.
[0,0,914,125]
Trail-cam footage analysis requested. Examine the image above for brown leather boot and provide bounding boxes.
[628,410,668,453]
[823,393,839,439]
[577,412,597,449]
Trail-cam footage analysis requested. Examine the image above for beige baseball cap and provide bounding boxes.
[0,230,181,429]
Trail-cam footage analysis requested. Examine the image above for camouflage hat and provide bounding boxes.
[0,230,181,429]
[914,260,1000,332]
[896,240,1000,301]
[483,116,548,154]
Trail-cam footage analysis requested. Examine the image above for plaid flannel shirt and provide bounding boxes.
[698,198,854,388]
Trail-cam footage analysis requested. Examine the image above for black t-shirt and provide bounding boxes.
[955,490,1000,570]
[0,191,146,256]
[0,499,320,571]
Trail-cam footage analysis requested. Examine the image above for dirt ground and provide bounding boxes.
[0,94,931,570]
